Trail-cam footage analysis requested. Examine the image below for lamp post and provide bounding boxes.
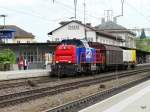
[0,14,7,29]
[0,14,7,43]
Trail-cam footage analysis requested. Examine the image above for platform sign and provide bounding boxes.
[0,29,15,39]
[0,32,12,39]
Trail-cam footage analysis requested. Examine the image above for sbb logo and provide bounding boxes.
[86,49,92,58]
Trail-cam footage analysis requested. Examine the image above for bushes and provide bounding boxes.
[0,49,16,71]
[136,39,150,52]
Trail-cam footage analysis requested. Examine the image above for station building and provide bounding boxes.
[48,20,136,49]
[0,25,35,43]
[0,25,57,69]
[95,20,136,48]
[48,20,124,47]
[0,42,59,69]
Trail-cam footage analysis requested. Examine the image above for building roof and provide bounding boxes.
[95,21,136,36]
[0,25,35,38]
[48,20,123,41]
[95,21,126,30]
[0,41,60,46]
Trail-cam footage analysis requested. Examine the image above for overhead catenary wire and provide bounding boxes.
[126,1,150,23]
[0,0,149,28]
[0,0,102,24]
[0,6,58,23]
[52,0,100,21]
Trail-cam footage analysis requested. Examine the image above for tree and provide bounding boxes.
[0,49,16,64]
[140,29,146,39]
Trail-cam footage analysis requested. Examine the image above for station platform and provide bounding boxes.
[136,63,150,67]
[79,79,150,112]
[0,69,51,81]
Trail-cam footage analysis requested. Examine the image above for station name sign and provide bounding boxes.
[0,32,13,39]
[0,29,15,39]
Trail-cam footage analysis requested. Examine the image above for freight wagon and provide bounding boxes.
[123,50,136,69]
[88,42,123,71]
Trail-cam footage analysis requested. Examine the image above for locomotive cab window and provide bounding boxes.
[81,40,89,48]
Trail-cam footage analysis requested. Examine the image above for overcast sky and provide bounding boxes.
[0,0,150,42]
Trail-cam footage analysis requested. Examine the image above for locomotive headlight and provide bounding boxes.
[56,61,59,63]
[68,61,71,63]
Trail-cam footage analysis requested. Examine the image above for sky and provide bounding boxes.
[0,0,150,42]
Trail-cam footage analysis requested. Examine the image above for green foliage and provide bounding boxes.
[136,39,150,52]
[140,29,146,39]
[0,49,16,64]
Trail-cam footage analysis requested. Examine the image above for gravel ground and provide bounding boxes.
[0,76,50,85]
[0,72,149,112]
[0,72,118,96]
[0,76,94,96]
[0,70,145,96]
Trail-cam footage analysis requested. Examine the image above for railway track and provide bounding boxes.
[0,77,59,90]
[0,67,150,108]
[44,77,149,112]
[0,64,149,90]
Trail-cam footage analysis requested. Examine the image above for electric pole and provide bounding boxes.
[0,14,7,43]
[0,14,7,29]
[83,0,86,24]
[52,0,77,20]
[74,0,77,19]
[115,0,125,18]
[83,0,87,41]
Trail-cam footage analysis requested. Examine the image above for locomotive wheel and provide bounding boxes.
[130,64,135,69]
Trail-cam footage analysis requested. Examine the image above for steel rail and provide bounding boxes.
[44,77,149,112]
[0,64,149,90]
[0,67,150,108]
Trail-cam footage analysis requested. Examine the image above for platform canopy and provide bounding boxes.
[0,29,16,39]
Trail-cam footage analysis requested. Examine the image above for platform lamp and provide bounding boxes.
[0,14,7,29]
[0,14,7,43]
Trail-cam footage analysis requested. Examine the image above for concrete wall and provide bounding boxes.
[0,69,50,81]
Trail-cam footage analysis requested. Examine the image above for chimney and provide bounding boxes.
[86,23,91,27]
[59,21,69,26]
[113,17,117,23]
[101,18,105,24]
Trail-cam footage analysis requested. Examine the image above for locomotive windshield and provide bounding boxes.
[81,39,89,48]
[61,39,89,47]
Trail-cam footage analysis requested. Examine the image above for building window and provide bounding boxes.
[68,25,79,30]
[103,40,105,43]
[17,41,20,43]
[55,38,59,41]
[23,51,38,62]
[87,38,93,42]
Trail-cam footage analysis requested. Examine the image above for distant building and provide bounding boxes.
[0,25,35,43]
[95,20,136,48]
[48,20,123,46]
